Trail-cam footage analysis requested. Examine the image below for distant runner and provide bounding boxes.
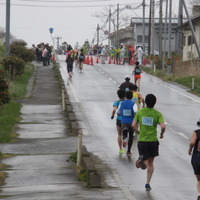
[132,61,142,91]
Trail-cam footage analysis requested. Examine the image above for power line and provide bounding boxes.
[0,1,141,8]
[16,0,112,2]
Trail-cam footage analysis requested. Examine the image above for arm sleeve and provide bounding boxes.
[133,103,138,113]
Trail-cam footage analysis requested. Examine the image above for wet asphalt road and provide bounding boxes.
[59,55,199,200]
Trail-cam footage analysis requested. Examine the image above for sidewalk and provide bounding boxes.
[0,63,126,200]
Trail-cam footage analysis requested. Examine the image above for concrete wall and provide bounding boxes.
[173,60,200,77]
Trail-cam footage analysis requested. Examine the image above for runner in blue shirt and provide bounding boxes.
[118,91,138,156]
[111,89,125,154]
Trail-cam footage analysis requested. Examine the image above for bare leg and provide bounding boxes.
[144,157,155,185]
[196,175,200,194]
[117,126,122,150]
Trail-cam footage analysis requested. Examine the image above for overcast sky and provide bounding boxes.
[0,0,188,48]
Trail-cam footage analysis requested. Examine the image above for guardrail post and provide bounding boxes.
[62,89,65,110]
[77,131,83,167]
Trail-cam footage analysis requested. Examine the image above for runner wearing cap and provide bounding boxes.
[119,75,135,92]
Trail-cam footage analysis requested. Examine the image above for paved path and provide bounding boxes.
[0,63,125,200]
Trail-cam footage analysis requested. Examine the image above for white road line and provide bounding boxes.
[143,73,200,104]
[177,132,190,140]
[59,63,80,103]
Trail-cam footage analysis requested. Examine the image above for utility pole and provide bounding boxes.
[5,0,10,56]
[182,0,200,58]
[150,0,155,70]
[162,0,168,75]
[108,6,111,49]
[97,24,100,47]
[142,0,146,52]
[177,0,183,55]
[116,3,119,47]
[167,0,172,74]
[148,1,152,55]
[159,0,163,58]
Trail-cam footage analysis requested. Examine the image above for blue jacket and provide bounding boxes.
[119,99,136,124]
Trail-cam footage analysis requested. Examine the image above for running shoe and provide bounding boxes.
[119,149,124,154]
[145,184,151,191]
[135,155,144,168]
[126,151,131,156]
[122,139,127,148]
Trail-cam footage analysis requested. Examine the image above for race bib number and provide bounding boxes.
[123,109,131,116]
[142,117,154,126]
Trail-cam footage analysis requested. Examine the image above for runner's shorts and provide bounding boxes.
[116,119,121,127]
[134,75,141,79]
[191,154,200,175]
[137,141,159,160]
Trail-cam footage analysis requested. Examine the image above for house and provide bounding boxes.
[182,5,200,61]
[109,26,134,47]
[109,17,181,55]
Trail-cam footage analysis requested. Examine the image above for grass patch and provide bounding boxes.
[9,63,35,99]
[142,66,200,95]
[0,63,35,143]
[0,102,21,142]
[69,151,77,163]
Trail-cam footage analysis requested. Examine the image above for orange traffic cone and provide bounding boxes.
[143,58,146,65]
[51,53,55,61]
[129,57,133,65]
[90,56,94,65]
[133,57,136,64]
[86,56,89,65]
[118,58,121,65]
[108,57,111,64]
[113,57,116,64]
[96,56,99,63]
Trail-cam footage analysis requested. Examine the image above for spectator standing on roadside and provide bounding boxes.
[115,46,121,64]
[188,117,200,200]
[42,45,48,66]
[120,46,126,65]
[101,46,107,64]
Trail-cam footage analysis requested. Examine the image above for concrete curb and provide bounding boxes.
[54,62,102,188]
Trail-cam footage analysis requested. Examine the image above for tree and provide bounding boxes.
[93,5,137,44]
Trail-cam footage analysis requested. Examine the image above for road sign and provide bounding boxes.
[49,27,54,34]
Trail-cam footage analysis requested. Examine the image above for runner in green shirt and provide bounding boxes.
[132,93,166,191]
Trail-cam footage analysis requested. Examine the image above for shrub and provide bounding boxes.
[0,70,10,110]
[10,44,35,62]
[0,55,25,80]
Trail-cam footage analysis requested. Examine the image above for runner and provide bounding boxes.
[118,91,138,156]
[78,48,85,72]
[65,50,74,80]
[129,84,145,110]
[119,75,135,92]
[111,89,125,154]
[132,94,166,191]
[188,117,200,200]
[132,61,142,91]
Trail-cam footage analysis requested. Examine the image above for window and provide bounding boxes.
[183,36,186,46]
[137,35,142,43]
[188,35,194,46]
